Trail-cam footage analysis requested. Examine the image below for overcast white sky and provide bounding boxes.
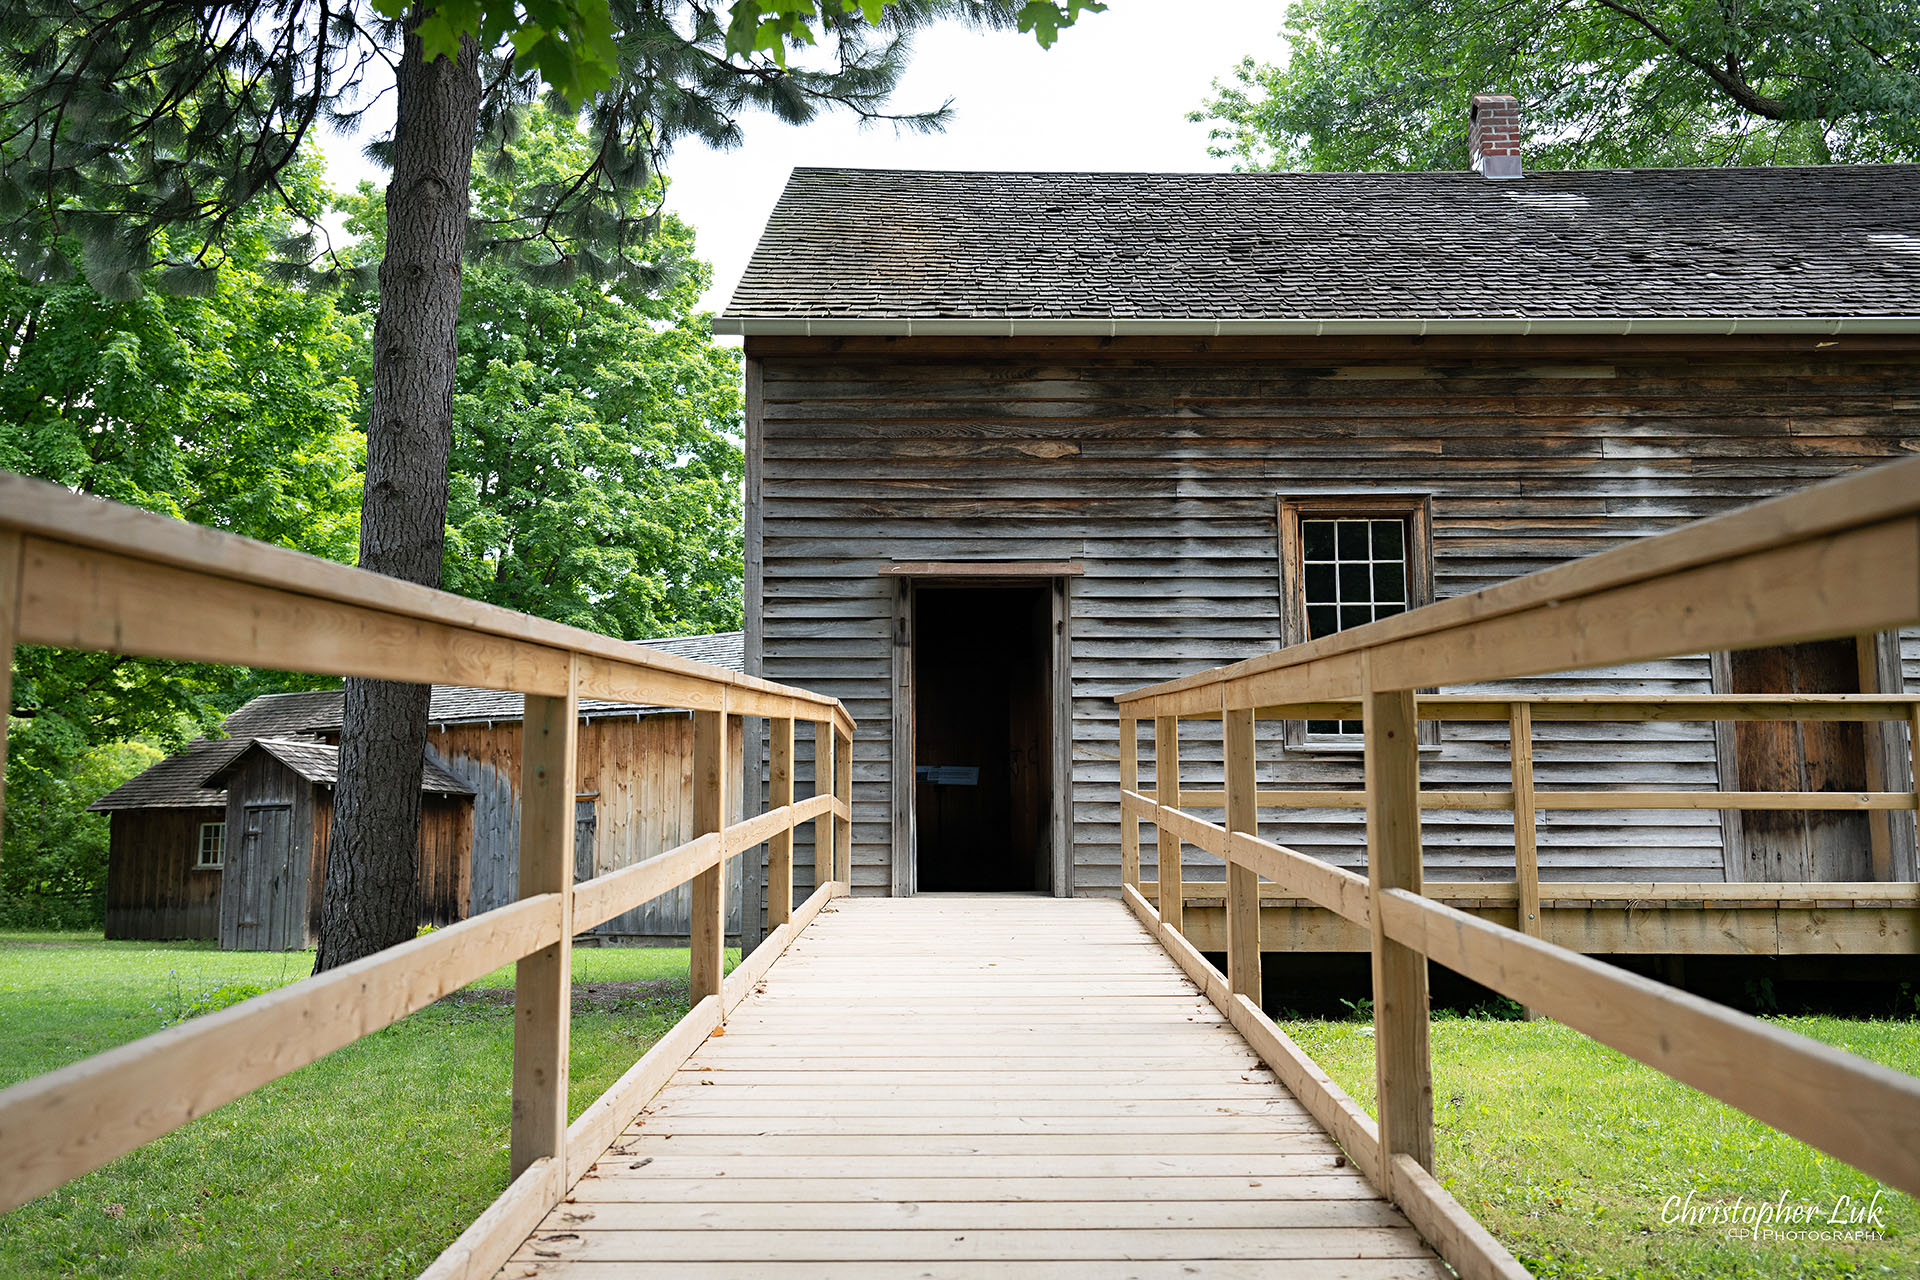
[659,2,1290,313]
[317,2,1289,315]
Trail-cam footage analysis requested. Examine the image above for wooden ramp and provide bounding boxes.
[506,895,1446,1279]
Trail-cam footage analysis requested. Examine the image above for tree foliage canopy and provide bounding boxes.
[0,0,1101,299]
[338,109,747,638]
[0,161,366,920]
[1196,0,1920,172]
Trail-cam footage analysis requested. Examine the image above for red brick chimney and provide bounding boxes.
[1469,94,1523,179]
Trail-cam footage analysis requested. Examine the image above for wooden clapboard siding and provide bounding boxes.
[431,714,747,937]
[307,792,472,934]
[104,807,225,940]
[748,334,1920,898]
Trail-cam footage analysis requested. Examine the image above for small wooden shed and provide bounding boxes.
[93,690,345,941]
[202,739,474,951]
[93,632,754,946]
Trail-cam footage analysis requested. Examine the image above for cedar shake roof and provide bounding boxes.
[716,166,1920,333]
[89,632,745,811]
[88,691,347,811]
[204,739,473,795]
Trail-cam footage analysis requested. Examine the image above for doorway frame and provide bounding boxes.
[882,561,1081,897]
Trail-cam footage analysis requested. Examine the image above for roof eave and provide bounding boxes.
[714,315,1920,338]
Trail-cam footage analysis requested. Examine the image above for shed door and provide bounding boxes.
[225,804,293,951]
[1723,640,1871,880]
[575,798,598,886]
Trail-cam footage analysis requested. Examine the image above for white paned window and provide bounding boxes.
[197,821,225,869]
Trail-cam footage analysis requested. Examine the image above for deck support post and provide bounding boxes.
[1224,704,1261,1001]
[690,700,728,1006]
[511,658,579,1180]
[1365,675,1434,1185]
[834,726,853,885]
[1910,705,1920,868]
[1509,702,1542,1019]
[1154,715,1182,933]
[1119,715,1140,889]
[768,716,795,928]
[0,531,20,836]
[814,719,835,892]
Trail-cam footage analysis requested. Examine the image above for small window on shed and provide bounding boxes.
[196,822,225,869]
[1277,495,1437,750]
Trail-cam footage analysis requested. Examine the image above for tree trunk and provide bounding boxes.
[315,21,480,972]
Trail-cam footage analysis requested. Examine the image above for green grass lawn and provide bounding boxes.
[1284,1011,1920,1279]
[0,930,735,1279]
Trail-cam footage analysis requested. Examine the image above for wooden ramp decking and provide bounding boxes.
[506,895,1447,1279]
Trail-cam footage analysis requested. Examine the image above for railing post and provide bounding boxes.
[834,724,853,885]
[511,658,578,1180]
[1509,702,1542,1020]
[1119,715,1140,889]
[1910,703,1920,873]
[1155,715,1182,933]
[690,697,728,1007]
[814,719,835,892]
[1224,703,1261,1001]
[768,716,795,928]
[0,530,20,835]
[1365,674,1434,1183]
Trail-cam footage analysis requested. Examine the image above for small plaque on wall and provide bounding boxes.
[916,765,980,786]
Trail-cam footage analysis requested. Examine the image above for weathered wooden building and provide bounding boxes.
[201,739,473,950]
[94,690,345,941]
[93,632,750,945]
[716,118,1920,932]
[420,632,752,940]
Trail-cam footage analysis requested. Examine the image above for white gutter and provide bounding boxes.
[711,315,1920,337]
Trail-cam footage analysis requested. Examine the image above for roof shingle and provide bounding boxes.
[204,739,473,795]
[719,167,1920,327]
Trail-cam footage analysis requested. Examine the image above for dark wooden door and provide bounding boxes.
[913,586,1052,892]
[575,799,598,885]
[1725,640,1870,881]
[224,803,293,951]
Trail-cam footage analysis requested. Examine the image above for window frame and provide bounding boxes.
[196,821,225,870]
[1276,493,1438,752]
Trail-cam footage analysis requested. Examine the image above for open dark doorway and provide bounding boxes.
[913,585,1053,892]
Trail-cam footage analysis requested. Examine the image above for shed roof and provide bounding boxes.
[88,692,348,811]
[204,739,473,795]
[716,166,1920,336]
[89,631,745,811]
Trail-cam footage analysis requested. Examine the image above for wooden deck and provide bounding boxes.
[507,895,1446,1278]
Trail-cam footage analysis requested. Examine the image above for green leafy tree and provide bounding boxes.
[0,164,364,925]
[0,0,1100,969]
[1196,0,1920,172]
[339,110,748,639]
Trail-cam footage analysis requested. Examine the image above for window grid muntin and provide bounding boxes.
[197,822,225,869]
[1302,517,1410,735]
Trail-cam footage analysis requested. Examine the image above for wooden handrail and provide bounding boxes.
[1118,455,1920,716]
[1114,456,1920,1279]
[0,471,858,1279]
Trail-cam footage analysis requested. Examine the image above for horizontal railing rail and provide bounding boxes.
[0,472,856,1280]
[1113,456,1920,1280]
[1135,691,1920,951]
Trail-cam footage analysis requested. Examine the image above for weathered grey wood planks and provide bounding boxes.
[746,336,1920,913]
[508,895,1444,1278]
